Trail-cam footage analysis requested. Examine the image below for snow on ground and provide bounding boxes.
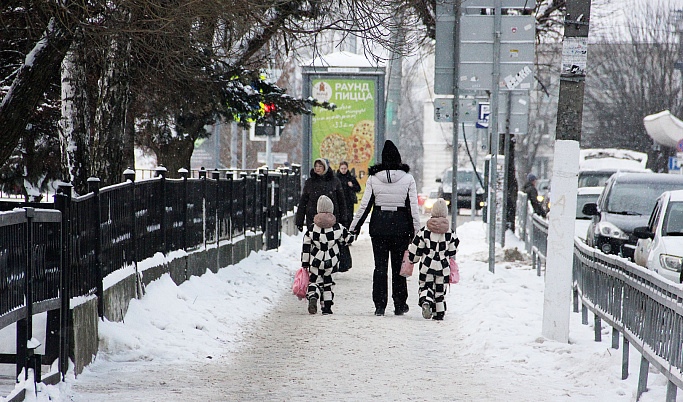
[4,220,680,401]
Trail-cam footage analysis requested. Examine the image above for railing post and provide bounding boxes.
[212,171,221,272]
[622,337,629,380]
[88,177,103,318]
[573,287,579,313]
[594,315,601,342]
[581,304,588,325]
[666,381,677,402]
[637,356,649,400]
[16,208,35,380]
[199,168,207,248]
[156,166,168,253]
[611,327,619,349]
[123,168,141,298]
[55,183,73,378]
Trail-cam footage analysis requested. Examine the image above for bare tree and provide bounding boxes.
[583,2,683,172]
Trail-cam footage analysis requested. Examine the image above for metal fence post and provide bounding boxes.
[87,177,103,318]
[637,356,649,400]
[199,168,207,249]
[594,315,601,342]
[611,327,619,349]
[622,338,629,380]
[666,381,677,402]
[212,171,221,271]
[55,184,73,377]
[123,168,141,298]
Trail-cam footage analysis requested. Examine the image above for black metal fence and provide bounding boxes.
[0,165,300,387]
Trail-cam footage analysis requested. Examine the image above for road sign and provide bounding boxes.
[476,102,490,128]
[434,98,454,122]
[677,139,683,152]
[249,122,281,142]
[669,156,681,172]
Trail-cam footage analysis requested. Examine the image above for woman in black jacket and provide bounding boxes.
[336,161,361,224]
[296,158,348,231]
[349,141,421,316]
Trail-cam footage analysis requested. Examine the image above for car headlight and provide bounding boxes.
[424,200,433,209]
[596,221,629,240]
[659,254,683,272]
[445,200,450,205]
[537,195,544,202]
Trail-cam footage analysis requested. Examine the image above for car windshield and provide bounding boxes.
[429,191,439,198]
[663,202,683,235]
[607,182,683,216]
[578,172,614,188]
[443,170,478,185]
[576,193,599,219]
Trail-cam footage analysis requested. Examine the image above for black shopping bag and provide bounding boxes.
[337,244,352,272]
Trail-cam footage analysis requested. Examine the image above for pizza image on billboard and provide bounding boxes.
[319,133,349,167]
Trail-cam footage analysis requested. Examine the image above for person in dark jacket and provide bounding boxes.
[296,158,348,231]
[523,173,546,218]
[349,140,421,316]
[336,161,362,224]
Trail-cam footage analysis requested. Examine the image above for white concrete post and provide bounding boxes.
[542,139,579,342]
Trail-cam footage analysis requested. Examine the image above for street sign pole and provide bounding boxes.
[488,0,502,273]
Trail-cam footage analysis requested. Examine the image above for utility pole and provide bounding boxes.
[386,19,404,146]
[487,0,502,273]
[542,0,591,343]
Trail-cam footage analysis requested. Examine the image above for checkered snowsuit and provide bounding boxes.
[301,223,354,309]
[407,228,458,318]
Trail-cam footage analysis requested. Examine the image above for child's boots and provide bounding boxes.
[308,297,318,314]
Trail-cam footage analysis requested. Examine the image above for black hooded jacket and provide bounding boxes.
[336,170,361,206]
[295,168,348,228]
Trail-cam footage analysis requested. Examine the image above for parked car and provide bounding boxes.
[436,167,485,210]
[633,190,683,283]
[576,187,602,219]
[582,172,683,259]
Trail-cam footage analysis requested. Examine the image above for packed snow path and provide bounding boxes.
[68,238,531,401]
[61,221,671,401]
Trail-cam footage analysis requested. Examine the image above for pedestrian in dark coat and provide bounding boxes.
[408,198,459,321]
[296,158,348,231]
[523,173,546,218]
[349,140,421,316]
[336,161,362,222]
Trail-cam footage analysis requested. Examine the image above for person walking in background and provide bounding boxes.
[349,140,421,316]
[407,198,459,321]
[336,161,361,224]
[523,173,547,218]
[301,196,354,315]
[296,158,348,231]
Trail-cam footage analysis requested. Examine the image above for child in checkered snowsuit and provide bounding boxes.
[408,198,459,320]
[301,195,354,315]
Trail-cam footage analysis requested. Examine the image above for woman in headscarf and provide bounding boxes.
[296,158,348,231]
[349,140,421,316]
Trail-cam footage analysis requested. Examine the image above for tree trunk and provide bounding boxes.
[0,17,75,166]
[91,30,132,186]
[60,39,92,195]
[156,137,195,179]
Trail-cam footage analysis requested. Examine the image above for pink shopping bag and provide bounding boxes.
[449,258,460,284]
[292,267,309,300]
[400,250,414,277]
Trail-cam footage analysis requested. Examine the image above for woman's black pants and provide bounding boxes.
[370,235,411,311]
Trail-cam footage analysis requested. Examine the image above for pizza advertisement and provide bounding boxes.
[311,78,377,205]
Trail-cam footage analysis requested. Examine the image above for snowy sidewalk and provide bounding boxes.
[31,221,677,401]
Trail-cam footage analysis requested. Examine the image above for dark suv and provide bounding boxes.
[583,172,683,259]
[436,167,485,210]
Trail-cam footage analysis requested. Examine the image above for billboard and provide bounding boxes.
[311,78,377,178]
[302,67,385,204]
